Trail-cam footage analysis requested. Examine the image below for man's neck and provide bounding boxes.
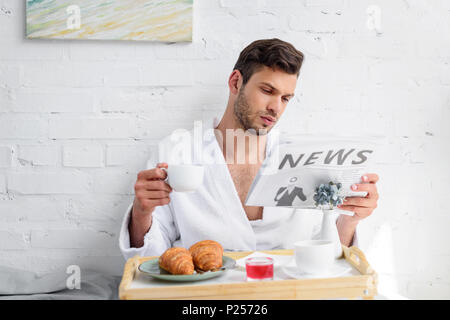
[215,112,267,166]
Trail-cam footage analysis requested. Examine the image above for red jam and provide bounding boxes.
[245,257,274,281]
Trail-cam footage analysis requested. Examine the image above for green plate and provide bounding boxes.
[138,256,236,282]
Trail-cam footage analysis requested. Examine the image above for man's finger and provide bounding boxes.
[145,180,172,192]
[138,168,167,181]
[156,162,168,169]
[337,204,363,212]
[338,205,372,217]
[342,196,375,207]
[141,190,171,199]
[362,173,379,184]
[350,183,378,199]
[144,197,171,208]
[152,167,168,181]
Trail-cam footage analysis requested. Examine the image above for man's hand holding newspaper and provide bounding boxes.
[336,172,379,246]
[244,135,382,245]
[337,173,379,221]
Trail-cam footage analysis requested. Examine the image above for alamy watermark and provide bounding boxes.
[66,5,81,30]
[66,264,81,290]
[366,5,382,35]
[153,120,281,172]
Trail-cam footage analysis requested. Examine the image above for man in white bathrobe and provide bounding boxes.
[119,39,380,260]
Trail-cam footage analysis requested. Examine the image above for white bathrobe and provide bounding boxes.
[119,118,359,260]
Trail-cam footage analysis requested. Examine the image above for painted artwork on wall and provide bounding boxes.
[26,0,193,42]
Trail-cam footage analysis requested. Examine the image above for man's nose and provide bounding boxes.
[266,96,283,115]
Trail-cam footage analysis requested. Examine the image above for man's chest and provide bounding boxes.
[227,163,263,220]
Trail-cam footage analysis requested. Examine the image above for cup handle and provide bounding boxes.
[160,167,169,182]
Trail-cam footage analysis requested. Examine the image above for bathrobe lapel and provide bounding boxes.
[202,118,278,251]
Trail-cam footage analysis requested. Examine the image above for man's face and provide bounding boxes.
[234,66,297,135]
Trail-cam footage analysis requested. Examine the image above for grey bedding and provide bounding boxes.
[0,265,121,300]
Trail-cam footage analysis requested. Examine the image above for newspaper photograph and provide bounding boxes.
[245,135,381,211]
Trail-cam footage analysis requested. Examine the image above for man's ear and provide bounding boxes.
[228,69,243,95]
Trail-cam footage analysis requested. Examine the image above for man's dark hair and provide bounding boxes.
[233,38,304,85]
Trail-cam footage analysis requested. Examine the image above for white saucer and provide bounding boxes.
[281,260,353,279]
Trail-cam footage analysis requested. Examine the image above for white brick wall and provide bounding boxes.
[63,144,104,168]
[18,145,59,166]
[7,172,92,194]
[31,229,115,249]
[0,146,13,167]
[0,115,47,139]
[0,230,28,250]
[48,117,134,139]
[0,0,449,298]
[0,175,6,194]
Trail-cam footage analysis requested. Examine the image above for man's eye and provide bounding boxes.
[262,88,271,94]
[283,97,290,102]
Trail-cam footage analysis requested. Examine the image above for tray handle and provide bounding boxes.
[119,255,141,300]
[342,245,374,276]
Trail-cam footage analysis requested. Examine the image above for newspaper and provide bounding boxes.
[245,134,381,213]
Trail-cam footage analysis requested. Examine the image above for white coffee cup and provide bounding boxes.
[163,164,204,192]
[293,240,335,275]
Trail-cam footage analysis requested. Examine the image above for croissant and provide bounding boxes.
[189,240,224,272]
[158,247,194,275]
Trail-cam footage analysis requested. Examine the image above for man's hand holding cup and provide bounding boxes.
[132,162,172,219]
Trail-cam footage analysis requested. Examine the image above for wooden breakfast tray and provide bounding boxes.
[119,245,378,300]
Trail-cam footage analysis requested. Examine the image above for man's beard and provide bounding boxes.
[233,87,275,136]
